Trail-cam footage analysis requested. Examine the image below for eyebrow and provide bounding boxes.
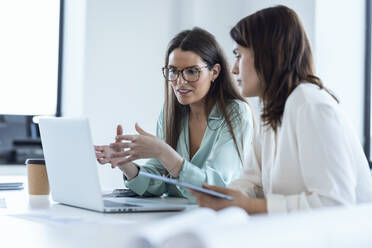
[167,65,200,69]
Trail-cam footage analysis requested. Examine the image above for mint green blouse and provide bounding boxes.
[124,100,253,201]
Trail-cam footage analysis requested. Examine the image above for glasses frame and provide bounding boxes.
[162,65,209,83]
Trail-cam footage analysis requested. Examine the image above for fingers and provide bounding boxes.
[95,145,105,152]
[135,123,151,136]
[96,150,109,164]
[110,150,134,158]
[109,142,132,149]
[189,189,221,210]
[96,151,110,164]
[97,157,111,165]
[115,135,138,142]
[202,184,231,194]
[116,125,123,137]
[95,150,104,157]
[116,155,138,165]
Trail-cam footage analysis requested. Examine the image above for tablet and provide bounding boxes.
[138,171,234,201]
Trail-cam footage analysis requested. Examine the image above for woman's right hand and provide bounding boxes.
[95,125,123,168]
[95,145,118,168]
[95,125,139,179]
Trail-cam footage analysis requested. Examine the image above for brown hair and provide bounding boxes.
[230,5,337,131]
[164,27,247,162]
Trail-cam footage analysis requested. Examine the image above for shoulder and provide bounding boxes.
[226,99,252,118]
[225,99,253,129]
[285,83,338,115]
[283,83,343,132]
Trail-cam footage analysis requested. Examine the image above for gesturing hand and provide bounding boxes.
[109,123,166,165]
[95,125,124,168]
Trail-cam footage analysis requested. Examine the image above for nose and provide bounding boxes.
[176,73,186,86]
[231,59,239,75]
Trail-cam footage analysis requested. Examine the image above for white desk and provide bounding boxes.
[3,166,372,248]
[0,167,196,248]
[0,164,27,176]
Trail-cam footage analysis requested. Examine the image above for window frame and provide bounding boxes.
[56,0,64,117]
[364,0,372,167]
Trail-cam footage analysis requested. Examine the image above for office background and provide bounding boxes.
[1,0,369,190]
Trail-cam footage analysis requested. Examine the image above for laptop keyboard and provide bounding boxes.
[103,200,140,208]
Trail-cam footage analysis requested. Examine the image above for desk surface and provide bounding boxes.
[0,164,26,176]
[2,168,372,247]
[0,171,196,248]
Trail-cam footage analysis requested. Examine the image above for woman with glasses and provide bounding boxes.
[95,27,253,200]
[190,6,372,213]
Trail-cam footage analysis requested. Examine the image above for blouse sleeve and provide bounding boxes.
[266,102,358,213]
[124,110,168,196]
[228,117,264,198]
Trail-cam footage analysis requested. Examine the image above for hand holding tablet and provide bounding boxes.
[138,171,234,201]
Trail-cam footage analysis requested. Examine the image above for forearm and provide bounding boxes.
[157,143,184,178]
[118,162,139,180]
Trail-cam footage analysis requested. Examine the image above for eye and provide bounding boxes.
[168,68,178,74]
[234,54,241,59]
[184,68,199,75]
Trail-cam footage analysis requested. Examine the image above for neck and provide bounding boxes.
[189,99,214,120]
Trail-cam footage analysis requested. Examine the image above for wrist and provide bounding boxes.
[157,142,169,162]
[169,157,184,178]
[242,198,267,214]
[119,162,139,180]
[158,142,177,165]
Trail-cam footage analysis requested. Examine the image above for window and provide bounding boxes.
[0,0,63,164]
[0,0,62,116]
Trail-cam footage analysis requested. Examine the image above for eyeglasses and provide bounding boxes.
[162,65,209,82]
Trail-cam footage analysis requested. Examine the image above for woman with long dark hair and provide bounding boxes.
[95,27,253,200]
[190,6,372,213]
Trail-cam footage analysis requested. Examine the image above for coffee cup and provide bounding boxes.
[25,159,49,195]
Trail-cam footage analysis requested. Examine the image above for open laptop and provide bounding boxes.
[39,117,186,213]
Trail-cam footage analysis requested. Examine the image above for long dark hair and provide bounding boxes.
[230,5,337,131]
[164,27,246,162]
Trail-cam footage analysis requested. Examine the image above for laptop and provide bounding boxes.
[39,117,186,213]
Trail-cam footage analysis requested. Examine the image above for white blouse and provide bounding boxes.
[230,83,372,213]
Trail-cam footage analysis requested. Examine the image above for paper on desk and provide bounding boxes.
[10,213,136,227]
[127,207,250,248]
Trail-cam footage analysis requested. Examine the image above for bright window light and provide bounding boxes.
[0,0,60,116]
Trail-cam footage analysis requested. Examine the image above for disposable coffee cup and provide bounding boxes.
[25,159,50,195]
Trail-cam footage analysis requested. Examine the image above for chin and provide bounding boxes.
[243,92,259,98]
[177,96,204,106]
[242,87,260,98]
[176,97,192,105]
[177,100,190,105]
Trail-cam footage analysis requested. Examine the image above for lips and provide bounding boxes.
[177,88,192,95]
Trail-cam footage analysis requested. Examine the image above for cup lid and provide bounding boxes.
[25,159,45,165]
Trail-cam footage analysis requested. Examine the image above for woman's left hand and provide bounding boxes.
[109,123,167,164]
[189,184,267,214]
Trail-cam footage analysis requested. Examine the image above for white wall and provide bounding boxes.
[61,0,86,117]
[314,0,366,141]
[62,0,365,189]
